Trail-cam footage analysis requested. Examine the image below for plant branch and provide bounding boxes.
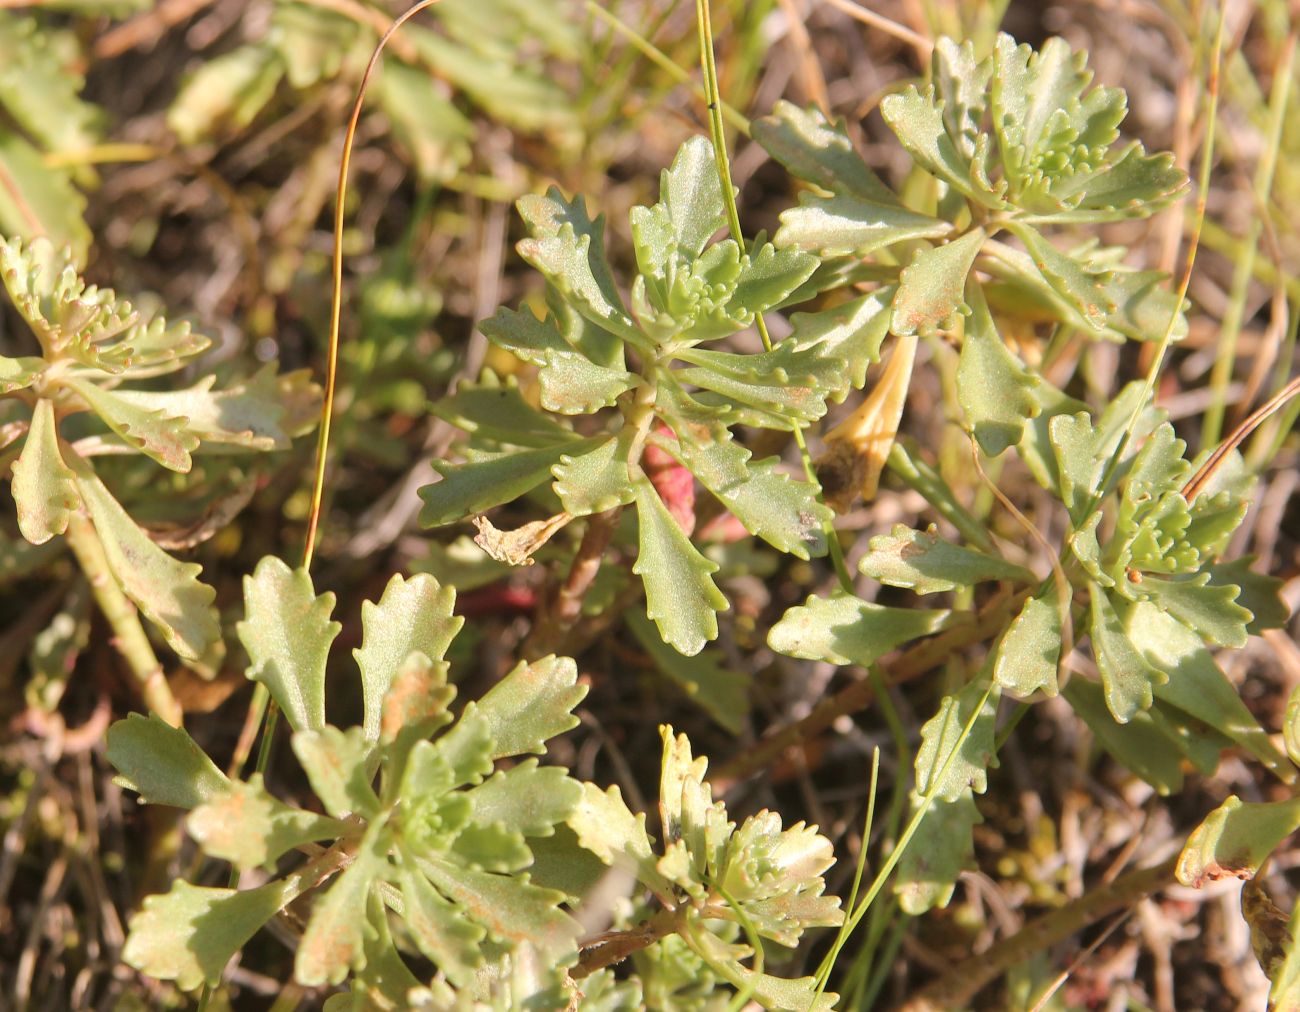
[527,506,623,657]
[64,511,182,727]
[900,856,1177,1011]
[571,906,683,979]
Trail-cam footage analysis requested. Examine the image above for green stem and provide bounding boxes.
[65,510,181,727]
[694,0,854,593]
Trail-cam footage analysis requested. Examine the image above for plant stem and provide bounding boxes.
[710,587,1027,786]
[64,510,182,726]
[572,906,683,978]
[900,856,1177,1011]
[532,506,623,656]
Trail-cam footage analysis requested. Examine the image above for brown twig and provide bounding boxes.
[571,906,682,979]
[900,857,1177,1011]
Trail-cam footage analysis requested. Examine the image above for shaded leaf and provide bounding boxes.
[993,592,1062,697]
[752,100,900,203]
[1089,588,1164,722]
[956,284,1039,456]
[292,725,381,819]
[420,856,576,955]
[77,468,219,660]
[107,713,229,809]
[788,287,893,399]
[626,609,750,733]
[1178,796,1300,889]
[431,379,575,448]
[895,793,980,914]
[1064,679,1186,794]
[914,677,999,802]
[11,398,77,545]
[395,844,485,987]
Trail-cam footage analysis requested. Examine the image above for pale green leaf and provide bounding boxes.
[914,678,999,802]
[418,439,596,527]
[1089,587,1164,722]
[633,480,728,656]
[1128,601,1290,778]
[567,782,662,887]
[354,573,462,741]
[0,14,101,153]
[1177,795,1300,888]
[551,431,635,517]
[656,135,726,258]
[123,878,295,990]
[106,713,230,809]
[956,284,1039,455]
[859,523,1033,593]
[464,761,580,836]
[63,375,199,471]
[291,725,381,819]
[375,60,473,183]
[468,654,586,759]
[77,468,219,660]
[1005,221,1113,329]
[395,844,485,987]
[1138,576,1251,649]
[1063,679,1186,794]
[880,85,1001,208]
[788,287,893,398]
[768,592,949,666]
[188,775,343,870]
[752,100,900,203]
[932,37,991,160]
[431,380,575,448]
[11,398,78,545]
[891,228,985,337]
[296,817,390,987]
[237,555,339,733]
[775,192,951,258]
[895,793,980,914]
[0,132,89,259]
[993,592,1062,697]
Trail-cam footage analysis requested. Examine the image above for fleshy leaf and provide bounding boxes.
[296,818,390,986]
[895,793,981,914]
[237,556,339,733]
[551,430,636,517]
[353,573,462,741]
[1137,576,1251,649]
[891,229,985,337]
[431,379,576,448]
[1063,679,1186,794]
[418,440,596,528]
[419,856,576,955]
[464,761,580,836]
[395,845,486,987]
[788,287,893,399]
[188,775,343,870]
[1089,588,1164,722]
[167,44,283,144]
[291,725,382,819]
[633,480,728,656]
[775,191,950,258]
[993,592,1062,697]
[913,678,1000,802]
[1006,221,1113,328]
[11,398,78,545]
[1177,796,1300,889]
[859,523,1033,593]
[77,468,219,660]
[107,713,230,809]
[880,85,1001,208]
[626,609,750,733]
[123,878,295,991]
[567,783,665,895]
[768,592,950,666]
[470,654,586,759]
[1206,557,1290,634]
[752,100,900,203]
[956,284,1039,456]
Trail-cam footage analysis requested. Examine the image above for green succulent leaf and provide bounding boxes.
[0,14,101,153]
[354,573,462,742]
[932,37,991,160]
[891,229,985,337]
[895,793,980,915]
[516,187,639,344]
[431,378,576,448]
[1128,601,1289,778]
[880,85,1001,208]
[374,59,474,183]
[464,761,581,837]
[993,592,1062,697]
[188,775,344,870]
[551,430,636,517]
[1089,587,1165,722]
[626,609,750,733]
[768,592,949,666]
[633,479,728,656]
[418,439,597,528]
[471,653,585,759]
[787,287,893,399]
[167,44,283,145]
[296,817,391,987]
[956,284,1039,456]
[775,191,951,258]
[0,133,89,258]
[914,678,1000,802]
[292,725,382,819]
[395,845,486,987]
[1063,679,1187,794]
[77,468,220,660]
[676,340,840,427]
[1206,557,1290,634]
[107,713,230,809]
[237,555,339,733]
[1177,795,1300,889]
[419,856,576,955]
[752,100,900,203]
[11,398,78,545]
[1005,222,1113,328]
[123,878,296,991]
[1044,142,1188,221]
[859,523,1033,594]
[1136,576,1251,649]
[63,374,199,471]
